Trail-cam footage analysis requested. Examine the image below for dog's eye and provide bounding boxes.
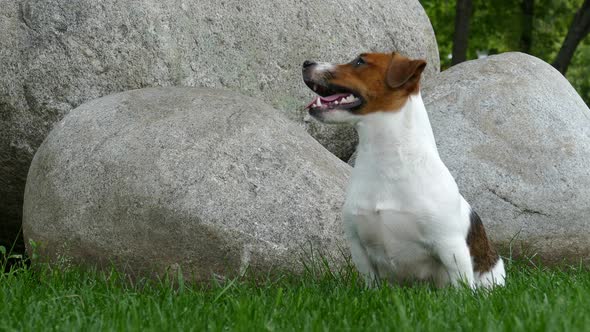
[353,57,366,67]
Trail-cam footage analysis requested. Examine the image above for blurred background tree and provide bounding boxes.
[420,0,590,106]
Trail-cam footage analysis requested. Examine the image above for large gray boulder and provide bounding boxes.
[23,87,351,281]
[1,0,439,251]
[422,52,590,265]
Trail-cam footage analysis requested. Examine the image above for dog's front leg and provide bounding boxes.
[435,239,475,288]
[349,238,379,288]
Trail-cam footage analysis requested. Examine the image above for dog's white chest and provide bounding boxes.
[344,207,437,281]
[343,160,461,282]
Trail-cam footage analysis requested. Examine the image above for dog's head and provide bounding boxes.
[302,52,426,124]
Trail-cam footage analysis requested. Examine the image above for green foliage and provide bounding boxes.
[2,260,590,331]
[421,0,590,104]
[569,43,590,102]
[420,0,455,68]
[1,244,23,273]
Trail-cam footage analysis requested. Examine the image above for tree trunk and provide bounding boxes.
[520,0,535,53]
[451,0,473,66]
[552,0,590,75]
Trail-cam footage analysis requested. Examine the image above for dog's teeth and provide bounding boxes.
[334,100,339,105]
[317,99,322,106]
[341,95,357,103]
[313,84,318,91]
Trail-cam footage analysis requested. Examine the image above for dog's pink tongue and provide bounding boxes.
[322,93,349,101]
[305,93,349,109]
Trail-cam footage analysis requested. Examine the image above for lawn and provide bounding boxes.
[2,252,590,332]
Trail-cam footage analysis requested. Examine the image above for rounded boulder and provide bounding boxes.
[23,87,351,280]
[423,52,590,265]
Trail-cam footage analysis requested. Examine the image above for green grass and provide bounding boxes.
[2,252,590,332]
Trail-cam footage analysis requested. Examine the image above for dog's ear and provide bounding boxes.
[386,53,427,89]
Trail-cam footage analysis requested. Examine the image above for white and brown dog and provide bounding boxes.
[302,52,505,288]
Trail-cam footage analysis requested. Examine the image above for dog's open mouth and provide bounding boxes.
[304,82,363,112]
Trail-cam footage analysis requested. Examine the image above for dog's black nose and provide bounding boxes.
[303,60,316,68]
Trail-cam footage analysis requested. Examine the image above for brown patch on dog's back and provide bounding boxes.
[466,210,500,272]
[327,52,427,115]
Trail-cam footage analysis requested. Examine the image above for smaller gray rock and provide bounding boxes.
[23,87,351,281]
[422,52,590,265]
